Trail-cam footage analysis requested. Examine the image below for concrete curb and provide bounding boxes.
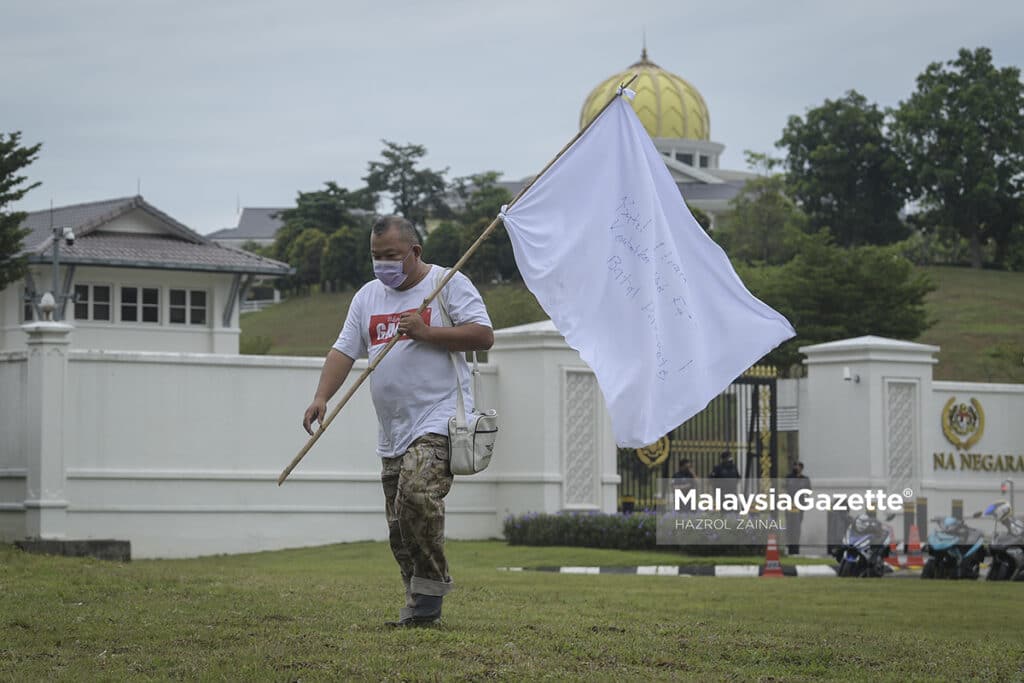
[497,564,839,577]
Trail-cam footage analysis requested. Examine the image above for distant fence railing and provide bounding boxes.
[240,299,281,314]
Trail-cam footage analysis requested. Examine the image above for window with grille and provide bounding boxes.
[120,286,160,323]
[169,289,207,325]
[73,284,112,321]
[23,288,35,322]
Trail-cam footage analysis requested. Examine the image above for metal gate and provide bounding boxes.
[617,366,779,511]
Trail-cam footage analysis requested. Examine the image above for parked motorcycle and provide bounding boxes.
[978,501,1024,582]
[832,513,893,577]
[921,515,986,580]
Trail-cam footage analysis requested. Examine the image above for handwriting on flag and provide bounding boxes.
[607,194,695,382]
[500,97,794,447]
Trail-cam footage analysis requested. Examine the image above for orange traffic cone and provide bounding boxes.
[885,540,902,570]
[905,524,924,569]
[762,533,784,577]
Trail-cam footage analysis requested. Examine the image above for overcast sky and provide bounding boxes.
[4,0,1023,235]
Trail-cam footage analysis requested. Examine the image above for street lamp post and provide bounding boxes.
[39,225,75,321]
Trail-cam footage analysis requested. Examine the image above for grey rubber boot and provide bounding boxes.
[385,594,443,627]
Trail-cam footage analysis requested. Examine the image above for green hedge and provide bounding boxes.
[504,511,657,550]
[503,511,766,556]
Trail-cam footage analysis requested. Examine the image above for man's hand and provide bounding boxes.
[300,349,354,437]
[303,398,327,436]
[398,310,431,342]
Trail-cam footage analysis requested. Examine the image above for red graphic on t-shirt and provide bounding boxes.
[369,308,432,346]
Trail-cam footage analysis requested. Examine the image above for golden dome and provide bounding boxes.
[580,49,711,140]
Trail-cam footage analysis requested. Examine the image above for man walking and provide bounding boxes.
[302,215,493,626]
[709,451,741,495]
[785,461,811,555]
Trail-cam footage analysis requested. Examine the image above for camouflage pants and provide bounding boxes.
[381,433,455,606]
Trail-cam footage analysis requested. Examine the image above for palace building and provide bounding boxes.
[503,48,757,227]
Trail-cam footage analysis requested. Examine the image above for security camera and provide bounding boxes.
[62,227,75,246]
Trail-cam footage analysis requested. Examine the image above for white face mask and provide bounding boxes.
[373,249,414,289]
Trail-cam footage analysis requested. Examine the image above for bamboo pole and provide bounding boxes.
[278,74,638,485]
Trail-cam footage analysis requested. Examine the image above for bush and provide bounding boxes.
[502,511,761,556]
[239,334,272,355]
[503,510,658,550]
[738,230,935,370]
[898,230,991,267]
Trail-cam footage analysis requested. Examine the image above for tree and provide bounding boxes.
[1003,222,1024,271]
[688,205,712,232]
[286,228,327,293]
[891,47,1024,268]
[364,141,449,231]
[422,221,462,267]
[322,225,372,289]
[713,153,805,265]
[779,90,910,247]
[738,231,935,371]
[0,132,42,291]
[272,182,375,262]
[239,240,271,256]
[448,172,516,283]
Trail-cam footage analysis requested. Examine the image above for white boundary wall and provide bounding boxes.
[0,320,618,557]
[925,381,1024,512]
[0,351,28,539]
[4,323,1019,558]
[797,336,1024,548]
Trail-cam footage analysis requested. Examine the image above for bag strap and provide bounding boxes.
[433,268,478,430]
[434,269,482,396]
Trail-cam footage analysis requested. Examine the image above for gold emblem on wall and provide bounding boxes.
[635,436,671,468]
[941,396,985,451]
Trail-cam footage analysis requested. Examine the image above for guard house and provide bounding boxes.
[0,196,292,353]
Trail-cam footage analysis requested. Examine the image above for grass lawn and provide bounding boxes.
[917,266,1024,382]
[240,290,356,357]
[2,541,1022,681]
[241,267,1024,382]
[239,283,547,357]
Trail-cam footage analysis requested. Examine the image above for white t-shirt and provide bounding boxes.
[333,265,493,458]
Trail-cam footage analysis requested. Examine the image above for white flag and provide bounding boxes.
[500,97,796,448]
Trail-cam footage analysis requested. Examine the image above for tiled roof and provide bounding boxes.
[207,207,289,240]
[26,233,291,275]
[20,196,291,276]
[21,197,141,250]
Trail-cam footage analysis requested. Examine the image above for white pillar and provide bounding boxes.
[798,335,938,547]
[800,335,938,487]
[22,321,72,539]
[488,320,618,517]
